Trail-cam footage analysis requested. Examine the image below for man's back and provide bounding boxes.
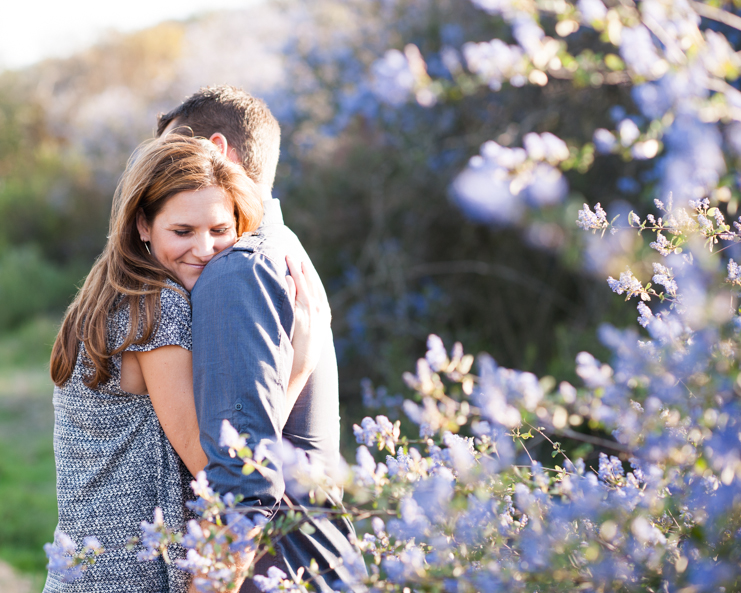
[191,199,358,591]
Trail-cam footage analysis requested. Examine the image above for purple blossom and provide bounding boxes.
[371,49,414,106]
[598,453,625,483]
[44,530,87,582]
[340,547,368,584]
[593,128,616,154]
[606,269,646,300]
[382,546,426,583]
[175,548,212,575]
[253,566,305,593]
[191,471,215,500]
[512,16,545,56]
[225,513,262,553]
[354,445,388,487]
[631,516,666,546]
[576,203,608,231]
[462,39,527,91]
[451,155,525,226]
[425,334,448,371]
[278,439,338,499]
[619,26,665,79]
[727,259,741,285]
[352,415,400,451]
[540,132,570,163]
[181,520,207,550]
[387,446,426,479]
[575,352,613,388]
[219,419,246,452]
[632,81,672,119]
[441,431,476,474]
[637,302,654,328]
[649,232,675,256]
[652,262,677,296]
[660,116,725,208]
[387,497,430,541]
[578,0,607,24]
[470,0,517,16]
[618,119,641,147]
[525,163,568,206]
[137,507,167,562]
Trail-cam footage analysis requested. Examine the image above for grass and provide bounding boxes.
[0,317,59,588]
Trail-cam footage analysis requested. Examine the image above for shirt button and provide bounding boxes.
[235,403,243,411]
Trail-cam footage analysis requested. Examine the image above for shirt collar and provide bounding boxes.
[260,198,284,226]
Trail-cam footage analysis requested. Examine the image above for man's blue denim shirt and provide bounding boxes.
[191,199,362,591]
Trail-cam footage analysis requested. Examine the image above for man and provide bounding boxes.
[157,86,362,592]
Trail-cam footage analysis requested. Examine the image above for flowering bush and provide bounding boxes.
[46,0,741,590]
[46,206,741,590]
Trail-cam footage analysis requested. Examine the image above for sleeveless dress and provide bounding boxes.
[44,280,195,593]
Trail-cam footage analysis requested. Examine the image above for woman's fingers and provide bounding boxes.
[299,260,331,322]
[286,273,296,308]
[286,256,310,307]
[286,255,331,330]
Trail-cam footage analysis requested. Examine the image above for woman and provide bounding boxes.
[44,135,326,592]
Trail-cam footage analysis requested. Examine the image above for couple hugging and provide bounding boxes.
[45,86,363,592]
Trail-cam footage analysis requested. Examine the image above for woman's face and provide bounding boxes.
[137,185,237,291]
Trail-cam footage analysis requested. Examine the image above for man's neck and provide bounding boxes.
[256,183,273,202]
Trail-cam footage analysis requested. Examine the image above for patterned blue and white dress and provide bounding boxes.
[44,280,195,593]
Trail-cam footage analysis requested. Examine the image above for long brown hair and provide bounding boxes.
[51,135,263,388]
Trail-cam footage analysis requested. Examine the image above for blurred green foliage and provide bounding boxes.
[0,248,84,331]
[0,319,57,583]
[0,399,57,574]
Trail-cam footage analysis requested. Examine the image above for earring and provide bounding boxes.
[143,240,151,255]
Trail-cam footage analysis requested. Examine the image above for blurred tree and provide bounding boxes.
[274,0,642,404]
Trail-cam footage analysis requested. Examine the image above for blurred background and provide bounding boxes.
[0,0,680,588]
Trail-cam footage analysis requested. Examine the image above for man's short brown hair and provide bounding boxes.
[156,85,281,188]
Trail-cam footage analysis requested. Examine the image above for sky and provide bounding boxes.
[0,0,262,71]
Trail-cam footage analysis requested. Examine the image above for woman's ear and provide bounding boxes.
[136,209,151,242]
[209,133,241,164]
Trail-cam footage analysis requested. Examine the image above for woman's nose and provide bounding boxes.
[193,233,215,258]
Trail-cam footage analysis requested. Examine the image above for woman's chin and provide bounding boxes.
[174,273,199,292]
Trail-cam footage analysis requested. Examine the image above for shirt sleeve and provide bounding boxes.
[125,283,192,353]
[191,251,294,516]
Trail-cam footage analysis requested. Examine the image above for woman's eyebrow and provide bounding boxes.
[168,221,233,228]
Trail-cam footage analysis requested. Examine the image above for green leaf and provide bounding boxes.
[300,523,317,535]
[604,53,625,71]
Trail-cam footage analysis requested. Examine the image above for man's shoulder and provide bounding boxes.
[192,224,310,296]
[228,223,309,269]
[235,223,305,259]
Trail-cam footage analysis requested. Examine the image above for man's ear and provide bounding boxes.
[136,209,151,242]
[209,133,241,164]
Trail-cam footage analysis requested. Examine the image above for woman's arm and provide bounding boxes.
[134,256,329,477]
[135,345,207,477]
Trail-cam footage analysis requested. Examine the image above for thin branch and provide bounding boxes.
[690,1,741,32]
[552,427,633,454]
[642,15,687,65]
[526,422,574,467]
[518,438,535,464]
